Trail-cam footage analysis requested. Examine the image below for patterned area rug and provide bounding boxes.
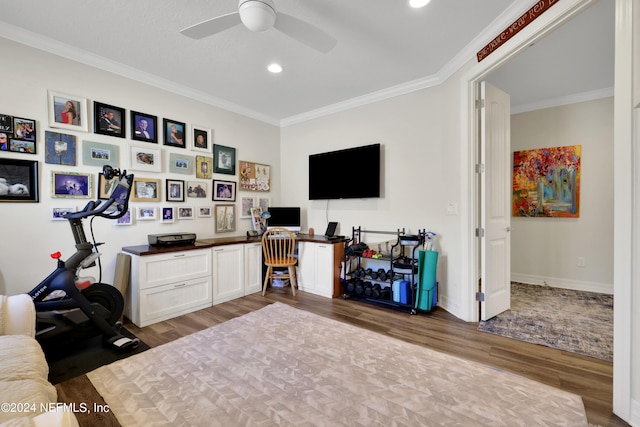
[478,283,613,361]
[88,302,588,426]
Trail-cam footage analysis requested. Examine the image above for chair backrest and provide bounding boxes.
[262,227,296,266]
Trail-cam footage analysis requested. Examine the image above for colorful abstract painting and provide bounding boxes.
[512,145,581,217]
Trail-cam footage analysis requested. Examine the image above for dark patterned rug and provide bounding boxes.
[478,282,613,361]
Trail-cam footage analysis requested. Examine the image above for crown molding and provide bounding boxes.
[511,87,614,114]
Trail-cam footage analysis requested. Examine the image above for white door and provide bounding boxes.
[479,81,511,321]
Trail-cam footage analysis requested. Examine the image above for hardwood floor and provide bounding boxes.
[56,289,629,427]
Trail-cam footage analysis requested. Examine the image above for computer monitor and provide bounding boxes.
[267,207,301,232]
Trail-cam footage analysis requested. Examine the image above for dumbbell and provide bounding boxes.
[345,279,356,294]
[363,281,374,297]
[365,268,378,280]
[354,279,365,296]
[372,283,382,299]
[377,268,388,281]
[380,286,391,300]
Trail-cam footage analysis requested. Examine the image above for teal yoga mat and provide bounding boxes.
[416,250,438,311]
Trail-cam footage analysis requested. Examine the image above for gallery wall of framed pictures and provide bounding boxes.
[1,89,271,231]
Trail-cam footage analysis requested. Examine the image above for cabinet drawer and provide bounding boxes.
[135,276,212,327]
[138,249,211,289]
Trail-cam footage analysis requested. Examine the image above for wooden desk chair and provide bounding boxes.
[261,227,297,296]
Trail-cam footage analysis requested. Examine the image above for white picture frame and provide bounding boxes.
[177,206,194,220]
[161,207,175,223]
[130,145,162,173]
[47,90,89,132]
[197,206,212,218]
[51,207,75,221]
[115,210,133,226]
[136,206,157,220]
[191,125,212,153]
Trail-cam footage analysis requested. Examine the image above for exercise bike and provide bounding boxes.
[28,165,139,352]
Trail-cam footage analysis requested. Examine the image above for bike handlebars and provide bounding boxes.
[64,166,134,221]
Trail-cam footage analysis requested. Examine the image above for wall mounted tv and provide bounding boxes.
[309,143,381,200]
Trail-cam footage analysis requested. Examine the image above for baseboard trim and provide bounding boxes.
[510,273,613,295]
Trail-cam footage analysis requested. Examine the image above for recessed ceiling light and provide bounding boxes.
[267,63,283,73]
[409,0,431,8]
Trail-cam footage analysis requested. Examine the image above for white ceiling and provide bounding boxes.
[0,0,614,126]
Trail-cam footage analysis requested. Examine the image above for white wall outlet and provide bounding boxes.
[447,202,458,215]
[577,257,586,267]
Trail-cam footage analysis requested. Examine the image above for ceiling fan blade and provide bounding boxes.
[181,12,242,39]
[274,13,337,53]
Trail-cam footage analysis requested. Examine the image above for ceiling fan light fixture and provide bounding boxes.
[267,63,283,73]
[409,0,431,8]
[239,0,276,32]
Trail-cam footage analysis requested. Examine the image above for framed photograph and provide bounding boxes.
[115,210,133,226]
[8,117,36,154]
[187,181,208,198]
[161,207,175,223]
[136,206,157,221]
[0,132,7,152]
[52,171,92,198]
[0,114,13,134]
[94,102,125,138]
[213,180,236,202]
[177,206,194,219]
[0,158,39,202]
[215,204,236,233]
[257,196,270,211]
[131,111,158,143]
[197,206,212,218]
[44,131,77,166]
[130,145,162,172]
[168,152,194,175]
[214,145,236,175]
[98,172,120,199]
[241,196,257,218]
[83,140,119,168]
[163,118,186,148]
[196,155,213,179]
[47,90,88,132]
[191,125,211,153]
[166,179,185,202]
[131,177,161,202]
[51,207,76,221]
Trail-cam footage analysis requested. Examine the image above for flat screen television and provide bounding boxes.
[267,207,301,232]
[309,143,380,200]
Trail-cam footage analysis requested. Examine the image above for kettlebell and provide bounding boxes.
[372,283,382,299]
[345,279,356,294]
[363,281,373,297]
[354,279,365,295]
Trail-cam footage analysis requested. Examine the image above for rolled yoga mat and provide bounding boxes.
[416,250,438,311]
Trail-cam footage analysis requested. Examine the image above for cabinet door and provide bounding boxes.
[297,241,315,292]
[212,244,244,303]
[244,242,263,295]
[314,243,334,298]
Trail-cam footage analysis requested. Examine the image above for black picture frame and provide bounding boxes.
[213,144,236,175]
[9,117,37,154]
[0,158,39,202]
[94,101,125,138]
[166,179,185,202]
[131,111,158,143]
[163,118,186,148]
[212,179,236,202]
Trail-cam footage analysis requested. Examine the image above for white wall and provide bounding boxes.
[280,72,468,316]
[510,97,614,293]
[0,38,281,296]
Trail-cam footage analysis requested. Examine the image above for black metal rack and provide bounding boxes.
[342,226,426,312]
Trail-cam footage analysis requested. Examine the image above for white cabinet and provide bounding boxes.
[244,242,263,295]
[297,241,334,298]
[212,244,245,303]
[126,248,212,327]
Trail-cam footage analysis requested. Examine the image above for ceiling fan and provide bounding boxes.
[181,0,337,53]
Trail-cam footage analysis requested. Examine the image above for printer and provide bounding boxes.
[148,232,197,246]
